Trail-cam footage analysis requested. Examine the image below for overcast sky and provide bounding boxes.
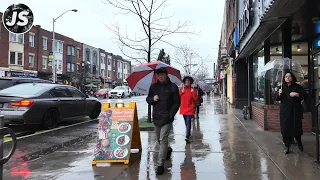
[1,0,225,77]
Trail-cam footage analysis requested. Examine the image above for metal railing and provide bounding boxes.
[0,115,17,180]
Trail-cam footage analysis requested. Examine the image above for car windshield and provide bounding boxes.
[114,86,124,90]
[0,84,46,95]
[98,89,108,92]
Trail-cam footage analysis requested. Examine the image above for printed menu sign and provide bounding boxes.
[94,109,134,161]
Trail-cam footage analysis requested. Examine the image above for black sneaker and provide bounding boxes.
[166,147,172,160]
[156,166,165,175]
[185,137,190,144]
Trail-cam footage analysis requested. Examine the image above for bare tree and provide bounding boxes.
[173,44,202,75]
[103,0,196,64]
[194,61,209,81]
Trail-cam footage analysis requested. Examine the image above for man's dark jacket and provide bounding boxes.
[146,80,181,127]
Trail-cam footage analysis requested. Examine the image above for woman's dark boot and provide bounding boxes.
[284,146,290,154]
[297,141,304,152]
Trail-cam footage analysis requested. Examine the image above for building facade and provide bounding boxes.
[219,0,320,136]
[0,12,132,90]
[82,43,100,85]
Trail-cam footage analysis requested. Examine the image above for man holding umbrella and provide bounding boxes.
[146,67,181,175]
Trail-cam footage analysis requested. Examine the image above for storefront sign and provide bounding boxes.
[5,71,38,78]
[238,1,253,43]
[94,109,134,161]
[92,102,142,165]
[234,28,239,47]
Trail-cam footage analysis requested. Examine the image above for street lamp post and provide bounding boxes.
[52,9,78,83]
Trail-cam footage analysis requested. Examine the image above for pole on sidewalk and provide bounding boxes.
[0,115,3,180]
[52,18,56,83]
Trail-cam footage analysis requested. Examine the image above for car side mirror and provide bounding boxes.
[85,94,89,98]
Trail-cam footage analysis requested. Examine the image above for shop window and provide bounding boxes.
[253,49,265,102]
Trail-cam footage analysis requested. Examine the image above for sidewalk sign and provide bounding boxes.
[92,102,142,165]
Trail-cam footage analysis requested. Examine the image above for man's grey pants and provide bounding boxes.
[155,123,172,166]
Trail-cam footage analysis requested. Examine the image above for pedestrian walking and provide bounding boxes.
[275,72,307,154]
[146,67,181,175]
[194,85,204,119]
[179,76,198,144]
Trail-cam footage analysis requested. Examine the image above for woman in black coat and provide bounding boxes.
[275,72,307,154]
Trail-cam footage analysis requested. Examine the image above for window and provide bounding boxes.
[29,55,34,67]
[9,33,23,43]
[50,87,71,98]
[71,63,75,72]
[77,64,80,72]
[54,41,63,53]
[93,52,98,64]
[42,57,47,69]
[18,53,22,65]
[43,38,48,50]
[9,51,23,65]
[101,69,104,77]
[57,60,62,71]
[101,56,105,64]
[67,46,75,56]
[10,52,15,65]
[71,47,75,56]
[253,49,265,102]
[108,70,111,78]
[67,63,71,72]
[9,33,16,41]
[67,87,84,98]
[77,49,81,58]
[118,62,121,68]
[113,60,115,66]
[29,34,35,47]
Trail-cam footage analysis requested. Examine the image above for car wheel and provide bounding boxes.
[42,108,60,129]
[90,103,101,119]
[121,93,125,98]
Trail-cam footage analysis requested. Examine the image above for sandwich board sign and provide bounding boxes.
[92,102,142,165]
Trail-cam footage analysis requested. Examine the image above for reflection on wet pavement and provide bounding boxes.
[3,95,320,180]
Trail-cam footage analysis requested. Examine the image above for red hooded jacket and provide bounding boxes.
[179,85,198,115]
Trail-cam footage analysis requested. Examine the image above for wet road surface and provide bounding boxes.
[3,95,320,180]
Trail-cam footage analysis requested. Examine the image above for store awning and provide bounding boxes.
[237,0,307,60]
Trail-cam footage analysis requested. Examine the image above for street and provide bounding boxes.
[3,95,320,180]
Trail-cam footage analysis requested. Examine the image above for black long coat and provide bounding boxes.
[275,83,307,136]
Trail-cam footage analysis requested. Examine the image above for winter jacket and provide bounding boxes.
[146,80,181,127]
[179,85,198,115]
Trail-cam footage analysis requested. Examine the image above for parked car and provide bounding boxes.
[108,86,131,98]
[0,83,101,129]
[94,88,109,98]
[0,77,52,90]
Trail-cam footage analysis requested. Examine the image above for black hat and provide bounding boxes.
[183,76,194,84]
[155,67,168,74]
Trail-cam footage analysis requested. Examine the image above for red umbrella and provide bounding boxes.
[126,61,182,94]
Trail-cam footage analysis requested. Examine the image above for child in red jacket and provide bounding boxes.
[179,76,198,143]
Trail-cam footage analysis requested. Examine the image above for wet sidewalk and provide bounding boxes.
[3,96,320,180]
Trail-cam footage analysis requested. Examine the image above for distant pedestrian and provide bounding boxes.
[194,85,204,119]
[275,72,307,154]
[146,67,180,175]
[179,76,198,144]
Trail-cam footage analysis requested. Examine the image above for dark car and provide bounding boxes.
[0,83,101,129]
[0,77,52,90]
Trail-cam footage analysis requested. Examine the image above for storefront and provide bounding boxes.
[234,0,319,133]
